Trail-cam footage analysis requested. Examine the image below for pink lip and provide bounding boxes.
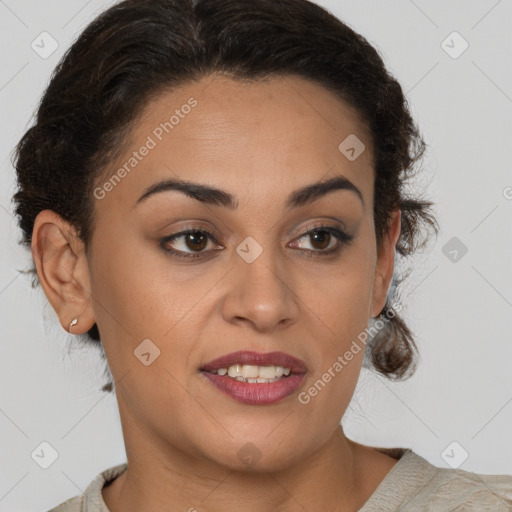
[200,351,308,406]
[201,372,306,405]
[200,350,308,374]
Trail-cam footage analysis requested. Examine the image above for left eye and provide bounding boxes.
[161,225,353,259]
[289,226,350,253]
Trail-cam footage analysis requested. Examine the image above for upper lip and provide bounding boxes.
[200,350,308,374]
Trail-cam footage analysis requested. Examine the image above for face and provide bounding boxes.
[36,73,399,472]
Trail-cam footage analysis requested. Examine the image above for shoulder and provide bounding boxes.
[413,458,512,511]
[361,448,512,511]
[46,462,128,512]
[47,496,82,512]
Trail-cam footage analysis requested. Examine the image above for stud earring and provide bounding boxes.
[69,317,78,333]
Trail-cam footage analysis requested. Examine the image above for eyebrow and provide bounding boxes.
[134,175,364,210]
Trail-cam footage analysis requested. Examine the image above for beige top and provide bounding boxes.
[47,448,512,511]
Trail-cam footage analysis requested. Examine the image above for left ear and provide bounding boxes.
[370,208,401,318]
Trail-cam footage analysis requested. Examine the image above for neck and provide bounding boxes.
[102,418,376,512]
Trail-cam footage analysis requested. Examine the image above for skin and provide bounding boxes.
[32,74,402,512]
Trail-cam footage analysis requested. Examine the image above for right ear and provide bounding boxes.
[31,210,96,334]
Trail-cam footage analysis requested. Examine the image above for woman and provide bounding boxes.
[12,0,512,510]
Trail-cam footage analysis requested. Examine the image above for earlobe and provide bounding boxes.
[370,209,401,318]
[31,210,96,334]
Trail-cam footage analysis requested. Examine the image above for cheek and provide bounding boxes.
[88,223,170,331]
[299,237,375,403]
[307,277,370,386]
[309,246,375,341]
[87,227,217,374]
[298,285,369,429]
[86,224,167,365]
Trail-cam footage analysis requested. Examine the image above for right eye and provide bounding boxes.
[160,229,222,259]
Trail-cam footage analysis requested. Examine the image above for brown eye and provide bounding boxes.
[161,225,353,260]
[290,226,354,255]
[308,229,333,251]
[161,229,219,258]
[182,231,208,251]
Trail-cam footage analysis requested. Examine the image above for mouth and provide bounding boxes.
[199,350,308,405]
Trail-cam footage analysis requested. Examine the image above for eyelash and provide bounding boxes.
[160,224,354,260]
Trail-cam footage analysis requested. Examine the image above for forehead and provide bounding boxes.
[95,73,374,215]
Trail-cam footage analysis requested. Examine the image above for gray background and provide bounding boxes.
[1,0,511,509]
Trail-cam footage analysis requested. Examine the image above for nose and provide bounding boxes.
[220,242,300,333]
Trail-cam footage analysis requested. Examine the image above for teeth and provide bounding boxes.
[241,365,259,378]
[227,364,242,378]
[259,366,276,379]
[215,364,292,382]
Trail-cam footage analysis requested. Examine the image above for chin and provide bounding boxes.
[201,436,308,474]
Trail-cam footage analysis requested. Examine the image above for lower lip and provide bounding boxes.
[201,372,306,405]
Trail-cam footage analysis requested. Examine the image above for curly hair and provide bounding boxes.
[11,0,439,392]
